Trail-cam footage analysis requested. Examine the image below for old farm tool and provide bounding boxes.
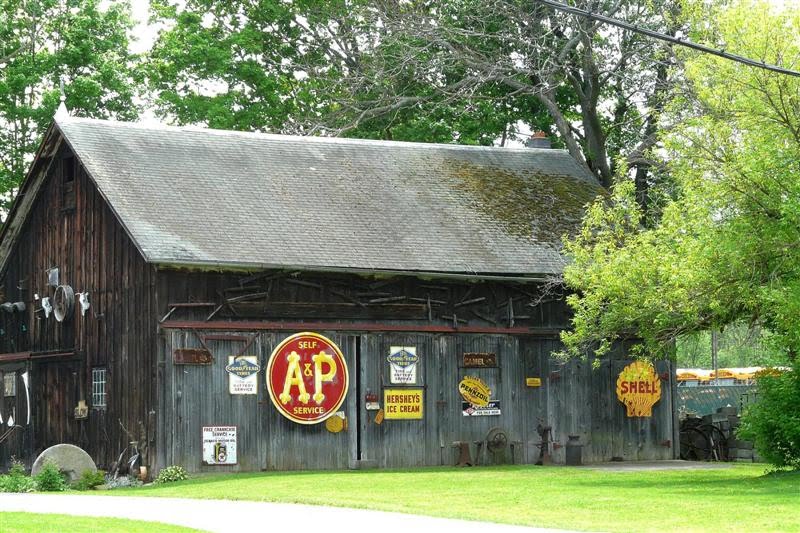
[487,427,509,452]
[536,422,553,465]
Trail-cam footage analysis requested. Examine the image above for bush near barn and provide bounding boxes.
[738,367,800,469]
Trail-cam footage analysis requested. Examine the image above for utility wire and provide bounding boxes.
[534,0,800,78]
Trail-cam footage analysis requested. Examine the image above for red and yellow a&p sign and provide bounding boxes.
[267,332,349,424]
[616,361,661,417]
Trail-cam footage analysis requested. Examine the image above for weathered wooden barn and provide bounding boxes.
[0,115,678,474]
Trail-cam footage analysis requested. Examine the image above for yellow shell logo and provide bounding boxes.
[459,376,491,407]
[616,361,661,417]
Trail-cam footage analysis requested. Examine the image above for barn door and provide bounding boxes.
[30,361,81,453]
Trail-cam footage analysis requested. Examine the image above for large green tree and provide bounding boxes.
[145,0,547,146]
[315,0,685,191]
[146,0,684,186]
[0,0,138,210]
[560,0,800,362]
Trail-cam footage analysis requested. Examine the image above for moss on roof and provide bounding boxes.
[446,159,604,243]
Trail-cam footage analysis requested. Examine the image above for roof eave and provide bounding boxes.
[150,258,559,283]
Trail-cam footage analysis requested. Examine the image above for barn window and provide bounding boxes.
[92,368,107,409]
[3,372,15,397]
[62,156,76,211]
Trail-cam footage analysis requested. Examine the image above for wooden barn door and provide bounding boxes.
[357,333,537,468]
[159,329,359,472]
[30,360,82,455]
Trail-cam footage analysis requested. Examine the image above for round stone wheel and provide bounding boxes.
[31,443,97,483]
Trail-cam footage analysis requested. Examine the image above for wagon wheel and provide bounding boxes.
[697,423,728,461]
[680,427,710,460]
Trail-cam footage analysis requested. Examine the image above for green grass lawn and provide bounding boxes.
[0,512,198,532]
[105,464,800,532]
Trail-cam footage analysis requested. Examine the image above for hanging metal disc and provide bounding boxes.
[53,285,75,322]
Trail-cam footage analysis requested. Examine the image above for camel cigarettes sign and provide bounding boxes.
[266,332,349,425]
[616,361,661,417]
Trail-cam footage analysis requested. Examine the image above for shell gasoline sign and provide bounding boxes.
[615,361,661,417]
[266,332,349,425]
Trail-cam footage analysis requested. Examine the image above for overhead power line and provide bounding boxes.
[534,0,800,78]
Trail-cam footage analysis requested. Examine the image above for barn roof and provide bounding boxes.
[7,116,603,279]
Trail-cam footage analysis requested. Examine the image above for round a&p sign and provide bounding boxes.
[266,332,349,424]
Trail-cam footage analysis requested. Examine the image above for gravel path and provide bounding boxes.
[0,494,578,533]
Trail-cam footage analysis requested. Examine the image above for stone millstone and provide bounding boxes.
[32,444,97,483]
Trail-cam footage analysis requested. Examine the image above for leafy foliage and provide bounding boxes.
[738,368,800,469]
[154,465,188,484]
[0,460,35,493]
[675,324,786,368]
[145,0,683,189]
[0,0,139,210]
[33,459,68,492]
[72,469,106,491]
[561,0,800,366]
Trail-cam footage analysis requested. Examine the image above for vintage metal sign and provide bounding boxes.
[462,400,501,416]
[266,332,349,425]
[174,348,213,365]
[526,377,542,387]
[616,361,662,417]
[458,376,491,407]
[384,388,424,419]
[202,426,237,465]
[463,352,497,368]
[226,356,260,395]
[388,346,419,384]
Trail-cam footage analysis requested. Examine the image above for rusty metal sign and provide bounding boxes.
[266,332,349,425]
[174,348,213,365]
[462,352,497,368]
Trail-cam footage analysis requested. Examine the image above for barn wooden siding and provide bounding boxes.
[0,137,158,470]
[154,269,569,331]
[157,327,676,472]
[0,128,676,474]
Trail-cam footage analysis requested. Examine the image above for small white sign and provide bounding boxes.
[202,426,237,465]
[388,346,418,384]
[226,356,260,395]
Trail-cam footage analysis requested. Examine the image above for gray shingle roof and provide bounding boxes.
[55,117,602,277]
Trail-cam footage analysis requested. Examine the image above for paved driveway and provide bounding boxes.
[0,494,577,533]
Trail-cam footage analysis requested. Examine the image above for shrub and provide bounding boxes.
[154,465,188,484]
[33,460,68,492]
[0,461,35,493]
[72,469,106,491]
[105,475,142,489]
[738,367,800,469]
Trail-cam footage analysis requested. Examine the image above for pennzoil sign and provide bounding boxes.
[266,332,349,424]
[615,361,661,417]
[458,376,491,407]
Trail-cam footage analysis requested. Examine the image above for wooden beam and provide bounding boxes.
[160,320,561,337]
